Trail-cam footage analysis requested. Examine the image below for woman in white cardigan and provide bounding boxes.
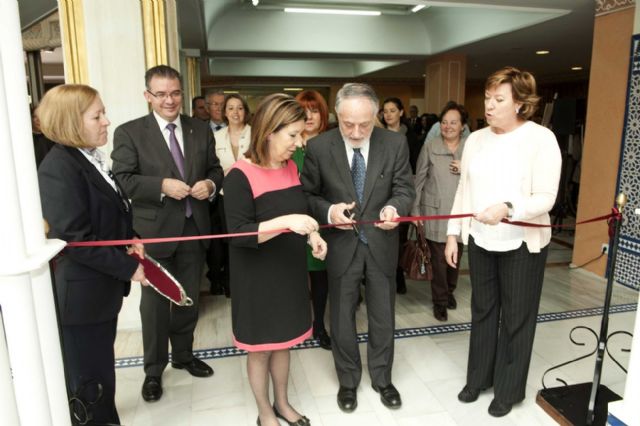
[215,94,251,173]
[445,67,561,418]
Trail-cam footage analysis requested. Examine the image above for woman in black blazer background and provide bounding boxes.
[37,84,146,425]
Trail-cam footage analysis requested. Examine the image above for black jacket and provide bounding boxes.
[39,145,138,325]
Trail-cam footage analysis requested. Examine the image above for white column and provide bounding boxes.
[0,313,20,425]
[0,1,69,425]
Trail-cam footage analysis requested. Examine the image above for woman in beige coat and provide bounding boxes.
[412,101,468,321]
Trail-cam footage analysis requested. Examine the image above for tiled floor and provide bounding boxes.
[114,241,639,425]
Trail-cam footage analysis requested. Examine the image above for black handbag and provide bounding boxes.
[399,223,433,281]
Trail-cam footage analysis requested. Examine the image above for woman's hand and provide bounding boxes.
[444,235,459,268]
[287,214,319,236]
[131,263,149,286]
[449,159,461,175]
[308,231,328,260]
[474,203,509,225]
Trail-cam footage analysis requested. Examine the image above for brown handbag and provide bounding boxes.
[400,223,433,281]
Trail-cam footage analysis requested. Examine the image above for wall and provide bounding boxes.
[572,7,635,275]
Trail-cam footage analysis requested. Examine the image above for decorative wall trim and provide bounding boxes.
[595,0,635,17]
[58,0,88,84]
[614,34,640,291]
[185,56,201,109]
[22,12,61,51]
[140,0,168,68]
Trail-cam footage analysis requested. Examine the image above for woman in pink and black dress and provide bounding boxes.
[224,94,327,426]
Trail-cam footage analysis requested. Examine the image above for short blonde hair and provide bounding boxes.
[37,84,99,148]
[246,94,306,166]
[485,66,540,120]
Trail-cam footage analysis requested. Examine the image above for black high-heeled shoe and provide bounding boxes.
[273,404,310,426]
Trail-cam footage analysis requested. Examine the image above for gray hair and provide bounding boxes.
[335,83,379,116]
[205,89,225,101]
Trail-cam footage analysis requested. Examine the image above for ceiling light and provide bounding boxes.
[252,0,259,6]
[536,50,550,55]
[284,8,381,16]
[284,88,304,92]
[571,66,583,71]
[411,5,426,13]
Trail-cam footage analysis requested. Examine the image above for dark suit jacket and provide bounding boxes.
[111,113,223,258]
[38,145,138,326]
[301,127,415,276]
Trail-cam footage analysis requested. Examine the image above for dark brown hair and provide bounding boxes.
[144,65,181,89]
[222,94,251,125]
[439,101,468,125]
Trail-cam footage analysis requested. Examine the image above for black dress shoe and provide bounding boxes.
[314,330,332,350]
[457,385,483,403]
[337,386,357,412]
[488,399,512,417]
[273,404,310,426]
[372,383,402,408]
[433,304,448,321]
[171,357,214,377]
[141,376,162,402]
[447,294,457,310]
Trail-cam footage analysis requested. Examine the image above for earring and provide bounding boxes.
[515,107,520,114]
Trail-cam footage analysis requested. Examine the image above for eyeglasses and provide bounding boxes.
[146,90,183,100]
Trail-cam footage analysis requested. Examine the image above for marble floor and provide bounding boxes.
[114,241,639,425]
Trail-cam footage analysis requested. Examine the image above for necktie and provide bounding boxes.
[166,123,192,217]
[351,148,367,243]
[214,124,222,131]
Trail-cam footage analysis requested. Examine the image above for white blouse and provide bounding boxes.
[447,121,561,253]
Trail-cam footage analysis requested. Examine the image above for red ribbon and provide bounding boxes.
[66,211,618,248]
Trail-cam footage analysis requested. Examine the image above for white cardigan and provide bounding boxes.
[446,121,561,253]
[214,125,251,173]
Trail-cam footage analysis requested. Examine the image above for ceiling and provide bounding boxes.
[20,0,595,84]
[179,0,594,83]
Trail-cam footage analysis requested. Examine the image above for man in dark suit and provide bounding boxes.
[408,105,422,135]
[112,65,223,402]
[301,83,415,412]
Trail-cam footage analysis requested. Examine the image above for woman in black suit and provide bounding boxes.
[37,84,146,425]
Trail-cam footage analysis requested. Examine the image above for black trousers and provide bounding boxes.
[427,239,463,306]
[466,236,548,403]
[329,242,395,388]
[140,217,205,376]
[207,195,229,289]
[310,270,329,334]
[62,319,119,425]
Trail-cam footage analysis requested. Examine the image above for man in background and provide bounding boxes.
[206,90,226,133]
[191,96,209,121]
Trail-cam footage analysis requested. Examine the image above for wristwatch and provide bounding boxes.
[504,202,514,219]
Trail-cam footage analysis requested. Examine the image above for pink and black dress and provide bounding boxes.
[223,159,312,352]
